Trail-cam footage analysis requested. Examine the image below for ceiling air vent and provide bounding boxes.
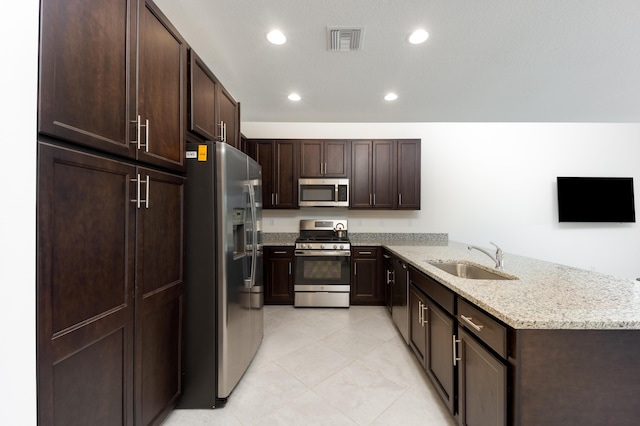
[328,27,364,51]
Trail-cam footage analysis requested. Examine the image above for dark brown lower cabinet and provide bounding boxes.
[351,247,384,305]
[264,247,294,304]
[37,142,184,425]
[457,327,506,426]
[409,284,455,414]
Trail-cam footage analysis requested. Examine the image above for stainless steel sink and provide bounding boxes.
[429,262,516,280]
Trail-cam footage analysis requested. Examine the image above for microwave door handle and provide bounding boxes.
[335,184,338,202]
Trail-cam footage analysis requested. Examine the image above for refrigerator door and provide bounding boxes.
[248,158,264,357]
[217,143,253,399]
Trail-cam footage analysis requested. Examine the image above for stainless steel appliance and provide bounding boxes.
[294,219,351,307]
[179,142,263,408]
[298,178,349,207]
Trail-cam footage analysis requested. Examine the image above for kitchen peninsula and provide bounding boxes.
[264,233,640,425]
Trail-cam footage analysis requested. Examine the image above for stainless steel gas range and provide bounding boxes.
[294,219,351,308]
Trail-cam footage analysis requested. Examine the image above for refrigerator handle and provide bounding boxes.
[247,184,258,288]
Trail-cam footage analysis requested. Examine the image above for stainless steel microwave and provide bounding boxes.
[298,178,349,207]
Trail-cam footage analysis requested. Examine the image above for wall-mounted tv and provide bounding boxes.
[557,177,636,223]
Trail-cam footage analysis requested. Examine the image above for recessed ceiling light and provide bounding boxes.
[267,30,286,45]
[288,93,301,101]
[384,93,398,101]
[408,29,429,44]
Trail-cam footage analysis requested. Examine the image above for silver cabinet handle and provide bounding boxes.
[421,302,428,326]
[218,121,226,143]
[275,193,278,205]
[399,193,402,206]
[453,335,461,366]
[273,251,287,254]
[358,251,372,255]
[271,193,275,205]
[369,194,372,206]
[373,194,376,205]
[418,301,428,326]
[288,261,292,275]
[130,115,149,152]
[460,314,484,332]
[130,174,149,209]
[354,263,357,275]
[386,270,394,285]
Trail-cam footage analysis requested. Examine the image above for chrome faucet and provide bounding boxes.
[468,242,504,270]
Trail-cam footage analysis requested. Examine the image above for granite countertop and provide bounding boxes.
[385,241,640,330]
[261,232,640,330]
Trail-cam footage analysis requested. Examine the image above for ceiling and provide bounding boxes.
[155,0,640,123]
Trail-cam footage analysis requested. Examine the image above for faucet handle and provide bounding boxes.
[490,242,504,269]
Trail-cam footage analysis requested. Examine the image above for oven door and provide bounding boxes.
[294,251,351,291]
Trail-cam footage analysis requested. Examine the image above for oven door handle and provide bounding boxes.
[295,250,351,257]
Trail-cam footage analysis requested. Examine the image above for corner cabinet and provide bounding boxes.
[350,247,384,305]
[264,247,295,304]
[351,139,420,210]
[39,0,186,173]
[247,139,299,209]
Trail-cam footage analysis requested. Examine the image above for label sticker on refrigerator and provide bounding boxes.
[185,151,197,159]
[197,145,207,161]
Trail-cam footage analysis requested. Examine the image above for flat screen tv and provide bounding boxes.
[557,177,636,223]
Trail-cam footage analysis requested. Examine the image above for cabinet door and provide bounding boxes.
[425,300,455,414]
[351,141,373,208]
[372,140,394,208]
[264,248,294,304]
[134,168,185,425]
[137,1,186,171]
[324,140,350,177]
[189,49,217,141]
[396,140,421,209]
[351,248,383,304]
[457,327,507,426]
[274,140,299,209]
[37,142,136,425]
[300,140,324,177]
[248,140,275,208]
[409,285,427,365]
[39,0,135,159]
[219,86,239,149]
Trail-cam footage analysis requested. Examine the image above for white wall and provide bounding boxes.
[243,122,640,280]
[0,0,39,424]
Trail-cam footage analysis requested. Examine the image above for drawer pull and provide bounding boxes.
[358,251,372,255]
[273,251,287,254]
[460,314,484,332]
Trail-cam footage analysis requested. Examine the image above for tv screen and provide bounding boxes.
[557,177,636,223]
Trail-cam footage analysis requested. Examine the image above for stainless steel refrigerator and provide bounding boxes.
[179,141,263,408]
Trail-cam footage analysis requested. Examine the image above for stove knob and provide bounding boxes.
[333,244,337,249]
[339,244,344,249]
[306,244,311,249]
[320,244,325,249]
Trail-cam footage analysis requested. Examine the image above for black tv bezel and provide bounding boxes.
[557,176,636,223]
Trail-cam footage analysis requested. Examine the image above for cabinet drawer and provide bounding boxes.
[409,267,454,315]
[457,298,507,358]
[352,247,378,258]
[266,247,294,257]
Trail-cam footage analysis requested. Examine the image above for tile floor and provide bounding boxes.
[164,305,457,425]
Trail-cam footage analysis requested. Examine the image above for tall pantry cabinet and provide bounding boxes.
[37,0,185,425]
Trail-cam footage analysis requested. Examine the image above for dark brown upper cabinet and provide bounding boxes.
[396,139,421,209]
[39,0,186,172]
[300,140,350,178]
[247,139,299,209]
[351,140,395,209]
[188,49,241,149]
